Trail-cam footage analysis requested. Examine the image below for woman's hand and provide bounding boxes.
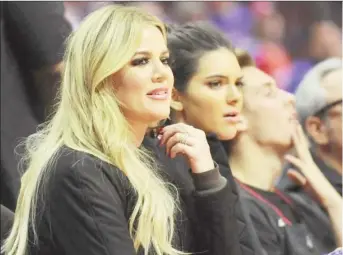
[158,123,214,174]
[284,122,340,208]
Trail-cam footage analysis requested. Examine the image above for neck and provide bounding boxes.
[315,146,342,175]
[127,120,148,147]
[229,135,285,192]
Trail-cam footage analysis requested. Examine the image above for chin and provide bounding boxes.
[217,127,238,141]
[277,138,293,154]
[145,109,170,124]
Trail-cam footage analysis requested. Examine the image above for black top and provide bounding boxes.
[207,134,266,255]
[1,1,72,210]
[208,136,337,255]
[3,2,72,70]
[238,183,336,255]
[244,185,298,224]
[0,205,14,251]
[29,140,242,255]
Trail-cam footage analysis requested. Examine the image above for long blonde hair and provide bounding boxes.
[2,5,181,255]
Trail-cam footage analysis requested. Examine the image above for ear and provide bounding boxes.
[305,116,329,145]
[171,87,184,112]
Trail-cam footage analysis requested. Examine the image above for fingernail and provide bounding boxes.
[157,134,162,140]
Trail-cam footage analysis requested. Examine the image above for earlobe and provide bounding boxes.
[171,100,183,111]
[171,88,184,112]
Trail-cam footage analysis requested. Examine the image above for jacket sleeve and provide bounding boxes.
[46,157,136,255]
[189,165,243,255]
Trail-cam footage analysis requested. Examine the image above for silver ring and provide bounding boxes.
[180,133,189,145]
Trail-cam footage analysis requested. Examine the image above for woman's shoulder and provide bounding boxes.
[54,146,126,177]
[46,146,131,199]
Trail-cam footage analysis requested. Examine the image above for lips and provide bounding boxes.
[146,87,169,100]
[223,111,241,123]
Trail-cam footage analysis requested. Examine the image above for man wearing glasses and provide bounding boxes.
[278,58,342,196]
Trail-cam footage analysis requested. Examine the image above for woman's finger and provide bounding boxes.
[165,132,195,155]
[160,128,184,146]
[169,142,195,159]
[160,124,191,145]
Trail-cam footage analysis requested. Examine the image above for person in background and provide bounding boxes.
[167,22,265,255]
[2,5,242,255]
[286,21,342,92]
[278,58,342,196]
[226,49,341,254]
[3,2,72,122]
[1,2,72,211]
[0,205,14,255]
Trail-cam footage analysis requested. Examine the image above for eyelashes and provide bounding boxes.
[207,81,222,88]
[131,57,149,66]
[207,80,245,89]
[236,80,245,87]
[131,57,170,66]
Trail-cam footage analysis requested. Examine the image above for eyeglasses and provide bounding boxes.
[313,99,342,117]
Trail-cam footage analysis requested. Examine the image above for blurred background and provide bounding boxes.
[64,1,342,93]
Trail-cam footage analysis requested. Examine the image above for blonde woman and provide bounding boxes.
[2,5,239,255]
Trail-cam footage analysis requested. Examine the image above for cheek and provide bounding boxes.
[186,93,220,117]
[330,120,342,140]
[121,71,148,91]
[116,71,150,99]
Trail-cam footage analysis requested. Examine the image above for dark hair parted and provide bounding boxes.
[234,48,256,68]
[166,22,234,93]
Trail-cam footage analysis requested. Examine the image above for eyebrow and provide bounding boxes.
[262,81,275,88]
[133,50,169,56]
[205,74,244,80]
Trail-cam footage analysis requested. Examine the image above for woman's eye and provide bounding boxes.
[161,57,170,65]
[132,58,149,66]
[236,80,245,87]
[208,81,222,88]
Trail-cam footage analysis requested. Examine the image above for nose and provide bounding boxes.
[284,90,295,107]
[226,84,242,105]
[151,59,169,84]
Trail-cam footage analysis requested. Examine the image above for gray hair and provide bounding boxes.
[295,58,342,126]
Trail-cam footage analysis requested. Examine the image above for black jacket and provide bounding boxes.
[3,2,72,123]
[207,137,336,255]
[1,19,38,210]
[1,2,71,210]
[238,185,336,255]
[1,205,14,254]
[206,135,265,255]
[29,139,242,254]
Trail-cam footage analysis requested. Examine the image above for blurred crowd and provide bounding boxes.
[64,1,342,92]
